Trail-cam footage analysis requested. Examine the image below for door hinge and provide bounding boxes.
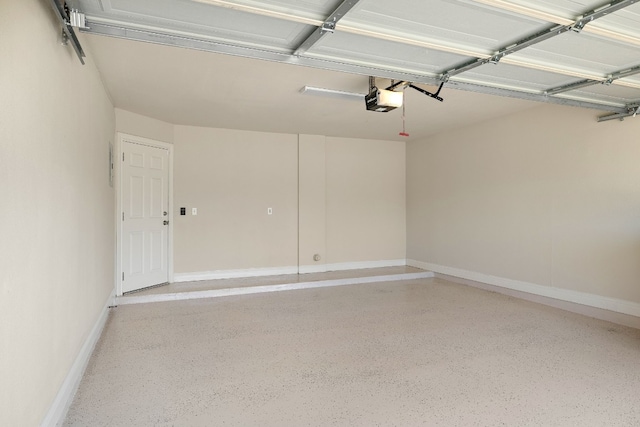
[122,212,124,221]
[122,272,124,281]
[122,152,124,161]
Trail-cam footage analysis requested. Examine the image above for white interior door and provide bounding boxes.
[121,141,170,293]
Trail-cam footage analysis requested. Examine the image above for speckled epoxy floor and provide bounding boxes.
[65,277,640,426]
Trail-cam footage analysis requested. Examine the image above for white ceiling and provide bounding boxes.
[69,0,640,140]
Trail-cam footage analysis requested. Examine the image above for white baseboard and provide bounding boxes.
[407,260,640,320]
[299,259,406,275]
[117,271,434,305]
[173,266,299,283]
[41,290,113,427]
[175,260,408,282]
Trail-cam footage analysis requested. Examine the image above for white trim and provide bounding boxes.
[40,292,113,427]
[173,266,299,283]
[407,260,640,318]
[299,259,406,274]
[117,271,434,305]
[115,133,174,296]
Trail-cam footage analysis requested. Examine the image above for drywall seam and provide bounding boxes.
[407,260,640,318]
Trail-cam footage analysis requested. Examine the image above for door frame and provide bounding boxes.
[115,133,174,296]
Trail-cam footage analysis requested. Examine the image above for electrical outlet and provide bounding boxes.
[192,208,198,215]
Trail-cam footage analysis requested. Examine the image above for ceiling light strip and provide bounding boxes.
[300,86,364,100]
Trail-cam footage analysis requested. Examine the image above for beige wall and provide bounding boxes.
[171,126,406,274]
[298,135,407,269]
[326,137,406,264]
[299,135,327,269]
[173,126,299,272]
[115,108,174,143]
[407,104,640,304]
[0,1,115,425]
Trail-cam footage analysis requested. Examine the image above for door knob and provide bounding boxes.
[163,211,168,216]
[163,220,169,225]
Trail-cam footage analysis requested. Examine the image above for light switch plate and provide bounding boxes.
[192,208,198,215]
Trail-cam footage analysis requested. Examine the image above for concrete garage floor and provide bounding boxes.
[65,276,640,426]
[133,266,426,295]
